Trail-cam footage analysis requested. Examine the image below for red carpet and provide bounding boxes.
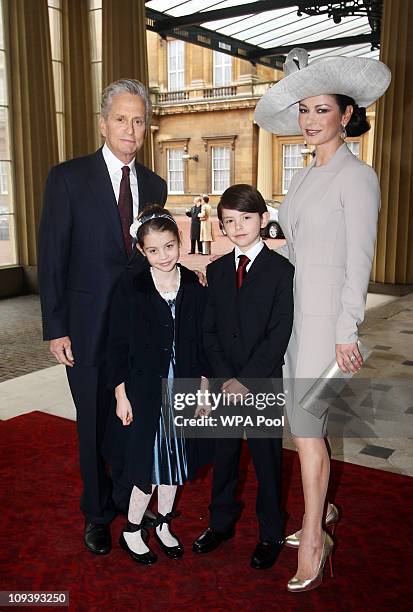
[0,411,412,611]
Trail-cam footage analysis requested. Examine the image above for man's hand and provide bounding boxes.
[116,396,133,426]
[336,342,363,374]
[221,378,250,404]
[49,336,74,367]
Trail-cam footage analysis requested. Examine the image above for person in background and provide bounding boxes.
[185,196,202,254]
[198,194,214,255]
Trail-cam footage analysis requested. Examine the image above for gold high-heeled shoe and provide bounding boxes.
[284,503,339,549]
[287,531,334,593]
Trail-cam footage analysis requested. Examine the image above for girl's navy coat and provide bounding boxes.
[103,263,210,494]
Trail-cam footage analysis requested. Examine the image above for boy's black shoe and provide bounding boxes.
[250,540,283,569]
[192,527,235,554]
[84,522,112,555]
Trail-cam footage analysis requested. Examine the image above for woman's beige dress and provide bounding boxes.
[278,144,380,436]
[199,204,214,242]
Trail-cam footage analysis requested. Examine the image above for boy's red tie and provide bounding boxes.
[119,165,133,256]
[236,254,250,289]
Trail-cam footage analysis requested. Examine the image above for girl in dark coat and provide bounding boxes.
[105,205,209,565]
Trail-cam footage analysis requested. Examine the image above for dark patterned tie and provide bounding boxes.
[236,254,250,289]
[118,165,133,256]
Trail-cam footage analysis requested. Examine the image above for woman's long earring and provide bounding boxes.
[340,123,347,140]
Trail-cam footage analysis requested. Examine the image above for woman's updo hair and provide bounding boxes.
[334,94,370,137]
[135,204,181,248]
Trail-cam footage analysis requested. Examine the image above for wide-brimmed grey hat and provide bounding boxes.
[254,48,391,135]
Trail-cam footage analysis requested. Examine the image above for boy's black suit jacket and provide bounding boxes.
[203,243,294,387]
[38,147,167,366]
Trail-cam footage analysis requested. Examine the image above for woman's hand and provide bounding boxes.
[115,382,133,426]
[193,269,207,286]
[335,342,363,374]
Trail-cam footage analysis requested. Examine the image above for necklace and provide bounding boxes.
[151,266,180,294]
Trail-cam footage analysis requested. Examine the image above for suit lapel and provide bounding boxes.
[286,159,314,240]
[135,162,152,213]
[87,149,126,258]
[219,250,238,297]
[242,244,272,290]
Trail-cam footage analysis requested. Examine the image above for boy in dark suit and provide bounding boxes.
[193,184,294,569]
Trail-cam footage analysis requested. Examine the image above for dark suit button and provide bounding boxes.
[232,332,238,338]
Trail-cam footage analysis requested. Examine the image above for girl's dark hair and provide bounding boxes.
[217,184,267,221]
[136,204,181,247]
[334,94,370,137]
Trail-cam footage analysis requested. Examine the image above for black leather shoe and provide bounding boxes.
[153,511,184,559]
[84,522,112,555]
[250,540,283,570]
[119,522,157,565]
[192,527,235,554]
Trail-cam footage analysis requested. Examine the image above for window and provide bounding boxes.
[167,148,184,193]
[168,40,185,91]
[347,141,360,158]
[48,0,65,161]
[282,144,304,193]
[212,147,230,194]
[0,160,7,193]
[0,0,16,264]
[213,51,232,87]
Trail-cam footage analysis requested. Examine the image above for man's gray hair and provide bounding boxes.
[100,78,152,125]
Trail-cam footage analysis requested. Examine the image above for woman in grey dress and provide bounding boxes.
[255,48,391,592]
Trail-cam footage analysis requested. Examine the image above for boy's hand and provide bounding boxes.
[221,378,250,403]
[194,375,211,417]
[116,396,133,426]
[194,404,212,418]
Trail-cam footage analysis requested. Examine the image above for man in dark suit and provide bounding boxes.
[192,184,294,570]
[38,79,167,555]
[185,196,202,254]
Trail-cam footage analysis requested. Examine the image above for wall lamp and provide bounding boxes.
[182,153,199,162]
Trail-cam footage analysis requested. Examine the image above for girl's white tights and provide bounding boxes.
[156,485,178,547]
[124,484,179,553]
[124,485,155,555]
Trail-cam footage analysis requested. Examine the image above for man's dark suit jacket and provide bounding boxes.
[203,243,294,388]
[185,204,201,240]
[38,148,167,366]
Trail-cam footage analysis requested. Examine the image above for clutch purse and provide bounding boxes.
[298,341,372,419]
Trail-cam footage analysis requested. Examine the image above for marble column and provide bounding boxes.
[256,127,273,200]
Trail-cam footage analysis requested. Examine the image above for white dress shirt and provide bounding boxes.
[102,143,140,219]
[234,239,264,272]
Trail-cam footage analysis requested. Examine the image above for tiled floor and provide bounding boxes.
[0,215,412,476]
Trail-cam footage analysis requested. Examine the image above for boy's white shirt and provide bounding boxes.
[234,239,264,272]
